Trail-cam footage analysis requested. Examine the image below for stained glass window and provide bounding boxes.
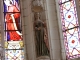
[3,0,24,60]
[59,0,80,59]
[5,50,24,60]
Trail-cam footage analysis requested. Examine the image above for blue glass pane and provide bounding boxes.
[4,0,20,12]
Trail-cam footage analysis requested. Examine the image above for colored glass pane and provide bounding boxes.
[3,0,24,60]
[4,0,22,41]
[59,0,69,4]
[4,0,20,12]
[5,22,21,31]
[4,13,21,31]
[5,41,23,49]
[5,50,24,60]
[60,1,79,30]
[59,0,80,59]
[5,31,22,41]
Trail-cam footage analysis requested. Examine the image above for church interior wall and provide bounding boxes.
[1,0,80,60]
[21,0,62,60]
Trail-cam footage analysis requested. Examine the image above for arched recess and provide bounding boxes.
[31,0,50,60]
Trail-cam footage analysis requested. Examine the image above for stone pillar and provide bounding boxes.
[21,0,36,60]
[46,0,62,60]
[20,0,28,60]
[0,0,5,60]
[55,0,66,60]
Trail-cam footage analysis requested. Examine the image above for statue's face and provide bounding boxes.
[35,13,40,19]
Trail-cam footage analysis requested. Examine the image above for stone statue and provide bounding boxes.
[34,13,49,57]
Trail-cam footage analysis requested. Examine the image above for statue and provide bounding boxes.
[34,13,49,57]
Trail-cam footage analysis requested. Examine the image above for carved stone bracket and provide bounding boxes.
[31,0,43,13]
[32,6,43,13]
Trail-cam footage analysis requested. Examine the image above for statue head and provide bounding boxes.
[34,13,40,20]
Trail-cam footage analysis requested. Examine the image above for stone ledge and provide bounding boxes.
[37,56,50,60]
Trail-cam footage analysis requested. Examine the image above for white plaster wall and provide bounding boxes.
[46,0,62,60]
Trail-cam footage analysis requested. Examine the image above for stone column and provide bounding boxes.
[21,0,36,60]
[20,0,28,60]
[55,0,80,60]
[0,0,5,60]
[55,0,66,60]
[46,0,62,60]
